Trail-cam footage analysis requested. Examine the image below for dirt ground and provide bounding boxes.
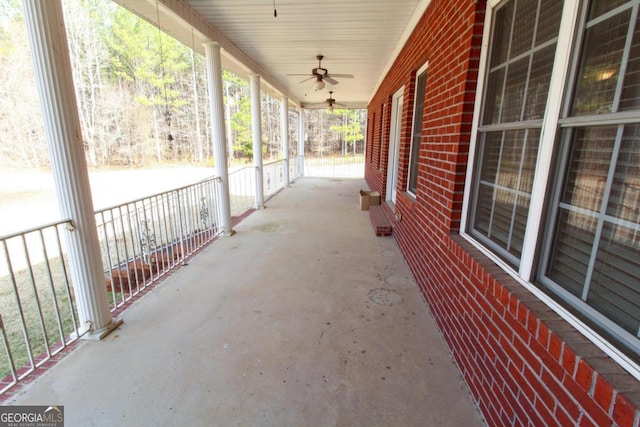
[0,166,215,237]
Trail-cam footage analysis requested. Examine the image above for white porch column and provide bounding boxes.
[250,74,265,209]
[22,0,119,338]
[203,42,233,235]
[298,108,305,177]
[281,97,290,186]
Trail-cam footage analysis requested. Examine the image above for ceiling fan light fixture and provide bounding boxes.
[314,79,325,91]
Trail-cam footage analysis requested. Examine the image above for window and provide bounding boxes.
[408,65,427,195]
[469,0,563,266]
[466,0,640,358]
[541,0,640,354]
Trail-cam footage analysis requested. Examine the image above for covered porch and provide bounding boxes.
[6,178,482,426]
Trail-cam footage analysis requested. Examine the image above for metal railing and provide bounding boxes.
[0,220,79,394]
[263,159,287,199]
[228,166,256,215]
[0,154,363,394]
[289,155,303,182]
[304,155,365,178]
[97,177,222,311]
[0,177,225,393]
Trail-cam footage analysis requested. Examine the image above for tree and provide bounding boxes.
[329,109,365,155]
[303,108,366,157]
[224,70,253,161]
[0,1,43,167]
[0,0,366,170]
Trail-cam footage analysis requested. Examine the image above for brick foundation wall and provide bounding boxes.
[364,0,640,425]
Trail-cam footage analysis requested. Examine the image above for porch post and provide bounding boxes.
[21,0,119,338]
[281,97,290,186]
[298,108,305,177]
[203,42,233,235]
[250,74,265,209]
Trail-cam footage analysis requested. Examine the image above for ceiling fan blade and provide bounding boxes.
[335,102,347,107]
[328,74,354,79]
[298,77,315,84]
[287,73,312,76]
[323,76,339,85]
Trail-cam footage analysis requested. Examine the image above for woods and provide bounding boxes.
[0,0,366,170]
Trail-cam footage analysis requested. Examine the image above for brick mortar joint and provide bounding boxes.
[447,233,640,416]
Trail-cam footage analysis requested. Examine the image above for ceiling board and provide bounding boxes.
[114,0,427,108]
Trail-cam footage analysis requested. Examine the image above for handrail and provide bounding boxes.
[95,176,218,214]
[0,219,73,241]
[0,154,363,396]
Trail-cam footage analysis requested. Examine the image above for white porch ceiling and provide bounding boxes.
[113,0,429,109]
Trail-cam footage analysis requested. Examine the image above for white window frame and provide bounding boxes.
[407,62,428,197]
[387,87,405,205]
[460,0,640,380]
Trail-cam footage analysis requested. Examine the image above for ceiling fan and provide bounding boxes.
[288,55,354,91]
[306,91,346,109]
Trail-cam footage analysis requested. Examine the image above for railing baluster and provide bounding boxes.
[132,201,148,290]
[146,197,161,280]
[164,192,176,269]
[0,171,281,395]
[0,313,18,391]
[38,228,65,352]
[151,195,164,274]
[116,205,132,297]
[52,224,79,339]
[124,203,140,294]
[176,189,186,265]
[110,211,125,306]
[20,234,51,362]
[3,239,34,378]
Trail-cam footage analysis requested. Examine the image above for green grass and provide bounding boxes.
[0,255,79,382]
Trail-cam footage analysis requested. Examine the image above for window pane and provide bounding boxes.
[589,0,630,20]
[519,128,539,193]
[499,130,527,179]
[482,0,561,125]
[561,127,617,212]
[480,132,502,183]
[472,129,538,261]
[482,67,505,125]
[408,134,421,194]
[536,0,563,45]
[501,57,529,122]
[607,125,640,218]
[475,185,494,235]
[511,0,537,59]
[489,187,516,249]
[571,10,631,116]
[547,209,597,297]
[545,123,640,347]
[408,70,427,194]
[511,195,530,257]
[589,222,640,335]
[524,45,556,120]
[620,13,640,111]
[491,1,515,66]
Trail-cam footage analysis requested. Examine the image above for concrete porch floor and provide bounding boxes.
[8,178,484,426]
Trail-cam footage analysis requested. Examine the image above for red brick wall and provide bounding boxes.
[365,0,640,426]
